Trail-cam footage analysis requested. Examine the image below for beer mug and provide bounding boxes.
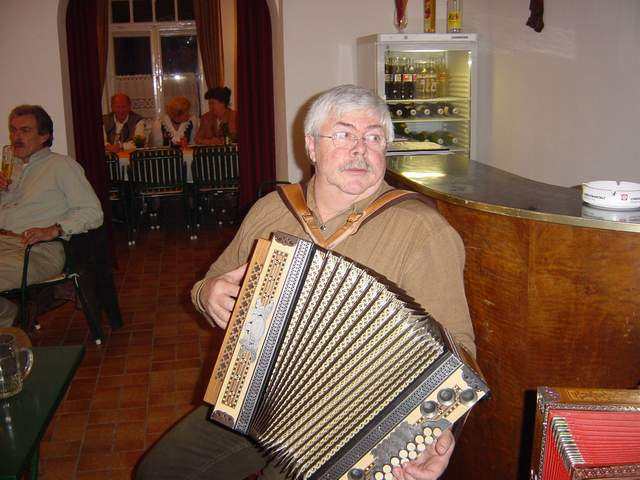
[0,334,34,399]
[1,145,14,184]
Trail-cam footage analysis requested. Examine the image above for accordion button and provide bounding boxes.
[425,436,434,445]
[420,400,439,418]
[399,449,409,459]
[433,427,442,437]
[408,450,418,460]
[407,442,416,451]
[384,474,394,480]
[423,427,433,437]
[437,388,456,406]
[460,388,478,406]
[417,443,426,451]
[348,468,364,479]
[390,457,400,467]
[400,458,409,465]
[382,464,392,474]
[374,472,384,480]
[415,434,425,444]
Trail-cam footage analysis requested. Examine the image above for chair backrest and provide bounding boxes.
[192,145,239,189]
[129,147,186,193]
[105,152,126,186]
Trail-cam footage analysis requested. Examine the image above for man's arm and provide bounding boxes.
[53,158,104,236]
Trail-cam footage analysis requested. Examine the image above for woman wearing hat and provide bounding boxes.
[194,87,238,145]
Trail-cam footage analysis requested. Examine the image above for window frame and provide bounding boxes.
[105,0,205,119]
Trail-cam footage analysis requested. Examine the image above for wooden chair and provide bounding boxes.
[128,147,192,240]
[191,145,240,238]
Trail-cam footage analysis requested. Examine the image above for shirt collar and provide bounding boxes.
[23,147,51,164]
[114,114,129,126]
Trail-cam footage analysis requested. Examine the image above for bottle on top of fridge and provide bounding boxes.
[447,0,462,33]
[424,0,436,33]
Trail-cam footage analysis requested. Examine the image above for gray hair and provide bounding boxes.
[303,85,394,143]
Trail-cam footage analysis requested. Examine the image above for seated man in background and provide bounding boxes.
[194,86,238,145]
[103,92,146,153]
[136,85,475,480]
[151,96,198,148]
[0,105,103,327]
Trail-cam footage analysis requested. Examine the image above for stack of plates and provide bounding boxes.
[582,181,640,211]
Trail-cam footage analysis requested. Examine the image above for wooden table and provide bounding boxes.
[0,346,85,480]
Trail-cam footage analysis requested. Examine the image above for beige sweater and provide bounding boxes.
[192,178,476,357]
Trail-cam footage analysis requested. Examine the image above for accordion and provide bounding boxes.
[204,232,489,480]
[531,387,640,480]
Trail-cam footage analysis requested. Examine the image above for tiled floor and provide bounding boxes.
[31,224,238,479]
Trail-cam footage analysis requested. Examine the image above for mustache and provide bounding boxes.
[339,157,372,172]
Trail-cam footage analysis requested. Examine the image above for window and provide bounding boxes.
[105,0,203,121]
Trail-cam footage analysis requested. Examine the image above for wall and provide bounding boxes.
[0,0,71,155]
[467,0,640,186]
[277,0,640,186]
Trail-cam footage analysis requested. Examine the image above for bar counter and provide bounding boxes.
[387,154,640,232]
[386,155,640,480]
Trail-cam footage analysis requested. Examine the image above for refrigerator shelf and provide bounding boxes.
[386,97,469,104]
[392,117,469,123]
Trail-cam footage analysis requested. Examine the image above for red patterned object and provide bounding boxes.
[531,387,640,480]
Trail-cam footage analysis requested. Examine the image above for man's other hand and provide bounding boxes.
[392,429,455,480]
[0,171,11,190]
[21,225,60,246]
[199,264,247,329]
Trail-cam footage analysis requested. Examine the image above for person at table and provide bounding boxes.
[151,96,198,148]
[0,105,103,327]
[103,93,146,153]
[135,85,476,480]
[194,86,238,146]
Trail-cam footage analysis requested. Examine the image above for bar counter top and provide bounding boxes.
[386,155,640,233]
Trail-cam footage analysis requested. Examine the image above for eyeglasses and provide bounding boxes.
[316,131,387,151]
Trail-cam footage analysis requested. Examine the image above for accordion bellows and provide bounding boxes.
[204,232,489,480]
[531,387,640,480]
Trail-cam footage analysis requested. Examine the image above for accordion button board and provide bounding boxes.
[204,232,489,480]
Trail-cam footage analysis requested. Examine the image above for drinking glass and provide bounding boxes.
[1,145,14,181]
[0,334,34,399]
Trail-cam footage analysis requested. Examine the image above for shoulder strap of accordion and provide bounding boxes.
[278,183,427,249]
[278,183,327,245]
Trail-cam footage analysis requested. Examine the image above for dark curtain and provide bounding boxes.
[236,0,276,208]
[194,0,225,89]
[66,1,123,328]
[66,0,109,223]
[96,0,110,88]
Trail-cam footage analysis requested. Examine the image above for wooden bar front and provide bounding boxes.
[387,158,640,480]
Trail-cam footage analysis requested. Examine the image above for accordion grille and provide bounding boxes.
[249,248,444,479]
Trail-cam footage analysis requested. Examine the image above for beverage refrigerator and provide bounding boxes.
[357,33,477,160]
